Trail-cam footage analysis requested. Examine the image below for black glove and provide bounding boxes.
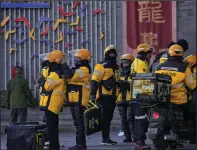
[119,81,125,92]
[90,95,96,102]
[90,80,99,96]
[119,81,129,92]
[38,76,45,87]
[41,60,49,69]
[60,63,75,79]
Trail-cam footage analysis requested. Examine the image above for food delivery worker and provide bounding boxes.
[155,44,196,121]
[38,50,66,150]
[116,54,136,143]
[66,49,92,150]
[150,41,175,72]
[130,43,153,150]
[90,45,119,145]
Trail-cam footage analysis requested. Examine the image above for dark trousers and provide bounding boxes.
[171,102,191,121]
[98,95,116,140]
[70,104,86,146]
[45,110,60,149]
[134,103,149,142]
[10,108,27,123]
[118,103,136,139]
[42,115,50,143]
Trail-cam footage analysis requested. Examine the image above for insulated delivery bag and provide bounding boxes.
[131,73,172,102]
[84,100,103,136]
[5,122,46,150]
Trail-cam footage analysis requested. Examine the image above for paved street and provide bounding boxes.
[1,131,196,150]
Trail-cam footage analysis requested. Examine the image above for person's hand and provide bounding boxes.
[90,95,96,103]
[37,73,45,86]
[37,72,43,80]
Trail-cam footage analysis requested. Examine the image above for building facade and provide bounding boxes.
[0,1,196,93]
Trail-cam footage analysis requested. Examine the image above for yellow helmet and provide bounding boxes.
[48,50,65,64]
[120,54,134,62]
[168,44,184,57]
[183,54,196,67]
[136,43,153,54]
[75,49,92,61]
[104,45,117,55]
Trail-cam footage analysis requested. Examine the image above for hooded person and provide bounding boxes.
[7,67,32,123]
[90,45,119,145]
[130,43,153,150]
[38,50,66,150]
[116,54,136,143]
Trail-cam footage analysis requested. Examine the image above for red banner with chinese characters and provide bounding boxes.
[123,1,177,57]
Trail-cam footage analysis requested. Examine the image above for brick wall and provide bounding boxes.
[177,1,196,56]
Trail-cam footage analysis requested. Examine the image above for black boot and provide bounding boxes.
[101,138,117,145]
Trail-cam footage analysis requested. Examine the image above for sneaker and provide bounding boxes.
[60,145,65,148]
[44,144,64,150]
[118,131,124,136]
[44,141,50,146]
[135,141,151,150]
[123,138,132,143]
[101,138,117,145]
[68,145,87,150]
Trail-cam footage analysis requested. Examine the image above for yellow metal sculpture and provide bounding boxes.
[55,31,63,43]
[0,16,10,27]
[53,19,69,31]
[99,32,104,40]
[5,30,16,40]
[29,28,36,41]
[70,16,79,26]
[9,48,17,54]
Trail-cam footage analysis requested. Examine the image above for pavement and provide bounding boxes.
[1,131,196,150]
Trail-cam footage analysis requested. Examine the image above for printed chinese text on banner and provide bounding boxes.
[124,1,176,56]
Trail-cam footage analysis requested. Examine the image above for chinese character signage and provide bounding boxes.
[123,1,177,56]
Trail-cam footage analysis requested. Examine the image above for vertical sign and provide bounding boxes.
[123,1,177,57]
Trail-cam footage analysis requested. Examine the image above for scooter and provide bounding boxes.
[131,73,196,150]
[147,100,196,150]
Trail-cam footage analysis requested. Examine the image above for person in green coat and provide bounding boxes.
[7,67,35,123]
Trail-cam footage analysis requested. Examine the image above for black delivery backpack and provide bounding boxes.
[5,122,46,150]
[84,100,103,136]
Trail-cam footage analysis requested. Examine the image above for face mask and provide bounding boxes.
[105,55,117,63]
[74,57,82,66]
[122,65,130,74]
